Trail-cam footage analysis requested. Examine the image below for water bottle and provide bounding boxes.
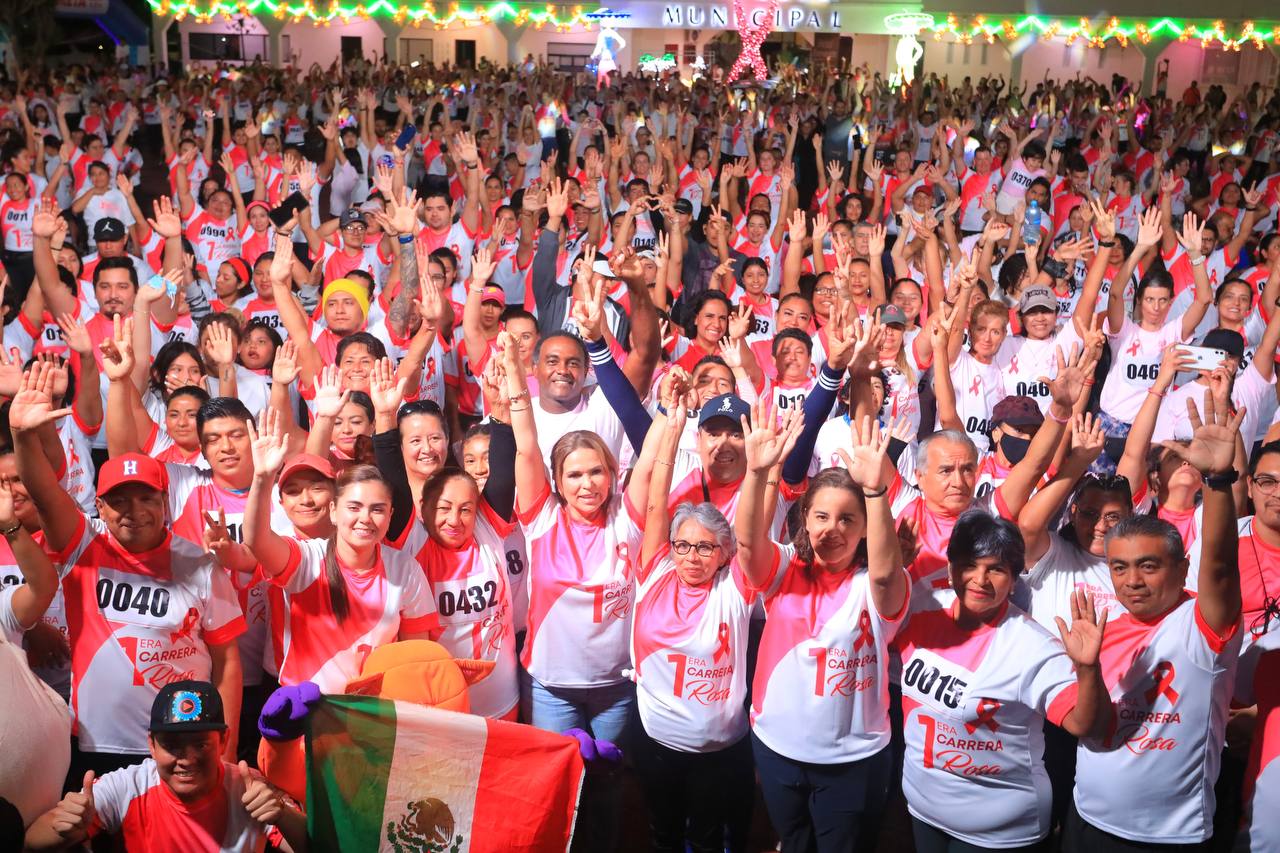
[1022,199,1041,246]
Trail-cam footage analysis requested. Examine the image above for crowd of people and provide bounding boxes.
[0,50,1278,852]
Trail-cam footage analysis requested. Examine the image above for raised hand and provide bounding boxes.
[31,196,62,239]
[1043,342,1096,411]
[545,176,569,221]
[470,243,497,285]
[49,770,96,839]
[271,338,300,386]
[312,364,350,419]
[1176,211,1204,259]
[1068,413,1106,464]
[8,361,73,432]
[97,315,136,383]
[1089,197,1116,242]
[56,313,93,356]
[742,395,804,473]
[570,277,606,342]
[1055,589,1107,669]
[385,187,419,236]
[1161,391,1245,476]
[836,415,894,493]
[204,321,236,367]
[1135,205,1162,249]
[148,195,184,240]
[202,508,238,560]
[368,357,408,419]
[248,407,289,478]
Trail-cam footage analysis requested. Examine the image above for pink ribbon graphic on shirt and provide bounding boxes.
[969,377,981,396]
[713,622,731,662]
[169,608,200,644]
[965,698,1002,734]
[852,610,874,651]
[1126,339,1141,356]
[1144,661,1180,706]
[1010,356,1019,374]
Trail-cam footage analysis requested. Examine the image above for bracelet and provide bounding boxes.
[1190,256,1205,266]
[1204,469,1239,488]
[0,521,21,538]
[655,459,674,467]
[765,480,779,487]
[463,160,479,169]
[1083,378,1095,386]
[1246,205,1259,212]
[508,405,530,413]
[862,485,888,498]
[655,404,668,415]
[508,389,531,402]
[1097,239,1116,247]
[1148,388,1166,399]
[398,234,414,244]
[1047,407,1070,425]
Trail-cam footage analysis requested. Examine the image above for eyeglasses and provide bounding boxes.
[1252,475,1280,495]
[814,287,839,297]
[1074,507,1126,525]
[672,540,719,557]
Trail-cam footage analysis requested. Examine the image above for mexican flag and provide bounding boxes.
[305,695,584,852]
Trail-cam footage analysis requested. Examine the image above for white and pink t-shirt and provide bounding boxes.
[183,204,238,277]
[269,538,438,692]
[1023,534,1121,633]
[896,601,1081,847]
[632,545,755,753]
[517,484,642,688]
[1100,316,1188,424]
[749,541,908,763]
[400,508,519,719]
[948,351,1006,453]
[1072,594,1241,844]
[52,514,245,753]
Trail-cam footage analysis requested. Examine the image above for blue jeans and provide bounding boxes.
[521,672,634,852]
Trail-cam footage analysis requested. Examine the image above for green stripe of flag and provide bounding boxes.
[305,694,398,852]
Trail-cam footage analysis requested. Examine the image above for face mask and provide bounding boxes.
[999,433,1031,466]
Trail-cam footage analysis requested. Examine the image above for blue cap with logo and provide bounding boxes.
[150,680,228,733]
[698,393,750,428]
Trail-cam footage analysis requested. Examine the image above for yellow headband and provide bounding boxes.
[321,278,370,320]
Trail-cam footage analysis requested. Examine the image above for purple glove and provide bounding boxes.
[258,681,323,741]
[563,727,623,770]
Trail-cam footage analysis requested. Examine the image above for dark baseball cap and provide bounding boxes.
[674,198,694,215]
[340,208,367,228]
[150,680,228,733]
[94,217,126,242]
[698,393,750,428]
[992,395,1044,428]
[1201,328,1245,359]
[877,304,908,327]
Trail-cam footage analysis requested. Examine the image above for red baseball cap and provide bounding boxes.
[279,453,336,485]
[479,284,506,306]
[97,453,169,496]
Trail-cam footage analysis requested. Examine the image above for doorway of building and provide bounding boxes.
[455,39,476,68]
[341,36,363,63]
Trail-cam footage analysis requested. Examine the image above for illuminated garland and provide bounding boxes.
[728,0,777,82]
[147,0,599,30]
[927,14,1280,50]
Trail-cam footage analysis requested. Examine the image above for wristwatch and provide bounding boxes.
[0,521,22,538]
[1203,469,1239,489]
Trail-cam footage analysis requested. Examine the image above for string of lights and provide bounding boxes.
[927,14,1280,50]
[146,0,598,30]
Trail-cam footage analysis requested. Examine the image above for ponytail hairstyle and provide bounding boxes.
[789,468,867,579]
[322,464,390,623]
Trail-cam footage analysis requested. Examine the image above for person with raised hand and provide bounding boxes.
[14,359,246,775]
[1068,392,1245,850]
[736,393,907,853]
[241,406,436,695]
[628,381,756,853]
[24,681,307,852]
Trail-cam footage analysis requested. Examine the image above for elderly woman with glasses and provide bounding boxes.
[627,386,755,853]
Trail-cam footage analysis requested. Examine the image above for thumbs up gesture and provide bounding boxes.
[51,770,97,838]
[239,761,285,825]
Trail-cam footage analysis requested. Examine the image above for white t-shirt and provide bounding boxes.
[1023,533,1121,633]
[897,602,1081,847]
[948,350,1007,452]
[1099,316,1188,424]
[518,485,642,688]
[531,388,628,471]
[1152,366,1275,447]
[749,541,908,764]
[633,546,754,752]
[1073,594,1241,843]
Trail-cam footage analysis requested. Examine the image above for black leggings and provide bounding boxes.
[912,817,1046,852]
[752,732,892,853]
[1063,803,1208,853]
[632,726,753,853]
